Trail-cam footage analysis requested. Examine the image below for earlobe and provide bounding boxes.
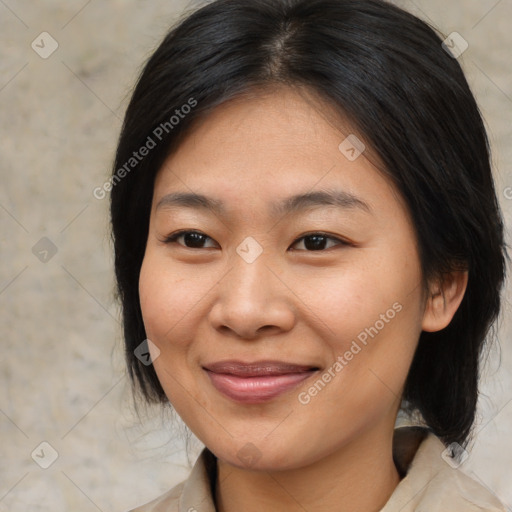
[421,270,468,333]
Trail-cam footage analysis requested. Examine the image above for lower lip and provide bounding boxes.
[205,370,316,404]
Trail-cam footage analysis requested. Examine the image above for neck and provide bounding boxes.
[215,426,401,512]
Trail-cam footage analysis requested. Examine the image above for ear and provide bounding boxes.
[421,270,468,332]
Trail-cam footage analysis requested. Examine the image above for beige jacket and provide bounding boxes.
[129,427,506,511]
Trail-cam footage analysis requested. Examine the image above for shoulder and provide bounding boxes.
[127,482,184,512]
[383,427,506,512]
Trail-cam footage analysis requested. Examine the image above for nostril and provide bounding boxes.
[256,325,278,334]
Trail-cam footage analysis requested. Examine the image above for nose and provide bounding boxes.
[208,257,296,340]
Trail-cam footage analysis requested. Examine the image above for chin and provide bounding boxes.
[208,436,316,472]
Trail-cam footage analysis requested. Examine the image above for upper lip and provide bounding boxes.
[203,360,319,377]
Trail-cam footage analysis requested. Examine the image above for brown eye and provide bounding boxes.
[290,233,346,251]
[165,231,218,249]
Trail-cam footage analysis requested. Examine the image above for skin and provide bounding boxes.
[139,86,467,512]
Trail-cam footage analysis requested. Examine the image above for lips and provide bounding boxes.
[203,360,319,403]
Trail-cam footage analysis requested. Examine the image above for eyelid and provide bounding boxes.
[163,229,198,242]
[289,232,351,250]
[163,229,219,248]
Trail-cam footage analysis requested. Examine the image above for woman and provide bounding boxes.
[110,0,508,510]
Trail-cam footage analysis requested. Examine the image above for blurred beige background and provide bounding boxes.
[0,0,511,510]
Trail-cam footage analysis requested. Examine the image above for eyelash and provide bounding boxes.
[163,230,218,249]
[163,230,349,251]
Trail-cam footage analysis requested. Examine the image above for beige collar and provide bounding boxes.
[133,427,506,511]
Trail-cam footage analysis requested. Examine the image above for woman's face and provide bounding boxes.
[139,87,428,470]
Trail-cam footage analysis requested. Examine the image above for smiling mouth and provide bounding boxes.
[202,360,320,403]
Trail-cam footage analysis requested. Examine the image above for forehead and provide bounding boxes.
[153,86,402,216]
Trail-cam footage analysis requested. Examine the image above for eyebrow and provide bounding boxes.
[272,189,371,216]
[155,189,371,216]
[156,191,224,213]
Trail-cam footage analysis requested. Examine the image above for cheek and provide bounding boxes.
[293,244,423,383]
[294,251,417,337]
[138,254,207,407]
[139,253,198,347]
